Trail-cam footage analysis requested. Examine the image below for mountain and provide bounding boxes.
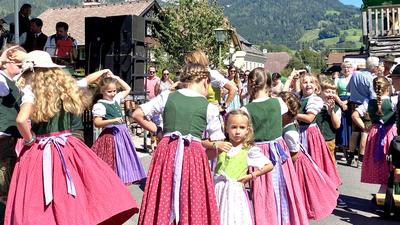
[2,0,362,50]
[217,0,362,50]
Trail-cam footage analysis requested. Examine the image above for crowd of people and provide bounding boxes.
[0,40,399,225]
[1,4,78,65]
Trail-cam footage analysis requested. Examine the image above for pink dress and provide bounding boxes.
[283,123,338,220]
[299,95,342,188]
[244,96,309,225]
[359,97,398,184]
[5,130,138,225]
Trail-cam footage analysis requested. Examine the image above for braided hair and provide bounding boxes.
[373,76,390,116]
[180,63,210,85]
[248,67,271,101]
[279,91,300,118]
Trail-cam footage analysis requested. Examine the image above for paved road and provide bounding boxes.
[125,135,400,224]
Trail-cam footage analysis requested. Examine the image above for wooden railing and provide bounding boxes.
[363,5,400,38]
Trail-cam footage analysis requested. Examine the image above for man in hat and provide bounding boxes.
[383,54,397,77]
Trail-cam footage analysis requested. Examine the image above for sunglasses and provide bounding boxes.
[163,73,169,75]
[149,71,156,74]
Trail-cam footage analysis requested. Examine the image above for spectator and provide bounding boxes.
[271,72,284,96]
[346,56,377,167]
[44,22,78,61]
[22,18,47,52]
[154,68,173,96]
[144,65,160,100]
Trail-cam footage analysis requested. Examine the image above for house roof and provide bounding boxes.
[38,0,158,45]
[265,52,291,73]
[326,52,359,65]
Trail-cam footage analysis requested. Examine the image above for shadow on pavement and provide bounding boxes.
[332,195,400,224]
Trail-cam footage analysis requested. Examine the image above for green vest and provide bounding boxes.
[99,101,123,120]
[245,98,282,141]
[32,109,72,135]
[163,91,208,139]
[299,97,317,126]
[283,122,298,136]
[215,146,249,180]
[0,73,21,136]
[368,98,396,125]
[316,105,339,141]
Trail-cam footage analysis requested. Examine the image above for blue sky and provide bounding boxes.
[340,0,363,7]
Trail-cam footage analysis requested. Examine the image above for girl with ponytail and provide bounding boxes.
[352,76,397,186]
[242,68,308,225]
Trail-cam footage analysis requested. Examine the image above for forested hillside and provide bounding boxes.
[218,0,362,50]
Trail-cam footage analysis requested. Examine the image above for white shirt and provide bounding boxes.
[241,96,289,115]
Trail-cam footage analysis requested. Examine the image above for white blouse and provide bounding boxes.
[210,69,228,88]
[92,92,125,117]
[283,123,300,153]
[356,95,398,117]
[226,145,271,169]
[140,88,225,141]
[303,95,324,115]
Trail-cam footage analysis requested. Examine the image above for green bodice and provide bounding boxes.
[368,98,396,124]
[100,101,123,120]
[32,110,72,135]
[163,91,208,139]
[215,146,249,180]
[245,98,282,141]
[0,73,21,136]
[336,76,350,97]
[283,123,298,136]
[299,97,317,126]
[316,105,339,141]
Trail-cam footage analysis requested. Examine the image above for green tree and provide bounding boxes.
[257,40,291,53]
[155,0,227,68]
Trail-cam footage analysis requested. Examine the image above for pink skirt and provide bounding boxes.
[91,128,116,170]
[300,125,341,188]
[5,131,138,225]
[294,148,339,220]
[361,124,397,184]
[138,136,220,225]
[252,138,309,225]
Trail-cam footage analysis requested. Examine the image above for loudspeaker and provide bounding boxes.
[85,17,108,74]
[85,15,147,91]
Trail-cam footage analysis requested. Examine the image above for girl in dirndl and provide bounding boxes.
[280,92,338,220]
[133,63,227,225]
[354,76,398,185]
[297,75,341,188]
[243,67,308,225]
[214,109,273,225]
[91,75,146,184]
[6,50,138,225]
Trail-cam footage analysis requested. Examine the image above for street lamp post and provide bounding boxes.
[214,28,227,68]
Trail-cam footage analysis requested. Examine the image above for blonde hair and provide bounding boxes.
[18,68,90,122]
[180,63,210,85]
[319,77,337,92]
[0,45,26,68]
[184,50,209,66]
[225,109,254,148]
[373,76,390,116]
[300,74,321,96]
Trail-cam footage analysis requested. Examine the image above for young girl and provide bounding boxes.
[297,75,341,188]
[354,76,398,185]
[243,67,308,225]
[91,76,146,184]
[214,109,273,225]
[280,92,338,220]
[133,63,226,225]
[6,50,137,224]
